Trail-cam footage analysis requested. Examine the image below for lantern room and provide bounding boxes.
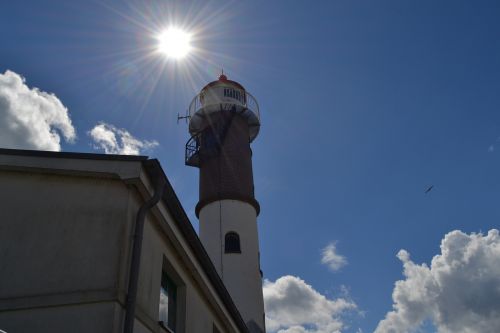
[187,74,261,142]
[184,74,261,167]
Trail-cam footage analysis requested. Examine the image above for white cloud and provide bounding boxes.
[264,275,357,333]
[375,229,500,333]
[0,70,76,151]
[321,242,347,272]
[88,122,158,155]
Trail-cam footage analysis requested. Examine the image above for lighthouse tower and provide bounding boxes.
[184,74,265,333]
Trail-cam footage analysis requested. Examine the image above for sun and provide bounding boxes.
[157,28,192,59]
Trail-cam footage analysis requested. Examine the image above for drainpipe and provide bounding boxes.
[124,175,166,333]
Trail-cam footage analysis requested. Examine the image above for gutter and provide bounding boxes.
[123,170,166,333]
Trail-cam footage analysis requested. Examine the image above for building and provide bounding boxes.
[0,75,265,333]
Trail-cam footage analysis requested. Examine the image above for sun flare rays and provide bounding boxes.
[88,0,269,129]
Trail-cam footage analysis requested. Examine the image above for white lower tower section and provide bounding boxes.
[199,200,265,333]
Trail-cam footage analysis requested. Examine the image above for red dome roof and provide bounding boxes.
[201,74,246,91]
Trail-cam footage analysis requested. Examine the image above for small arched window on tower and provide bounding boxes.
[225,232,241,254]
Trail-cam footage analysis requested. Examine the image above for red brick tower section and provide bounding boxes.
[195,110,259,216]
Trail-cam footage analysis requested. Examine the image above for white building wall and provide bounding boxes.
[0,303,123,333]
[0,162,246,333]
[0,170,130,333]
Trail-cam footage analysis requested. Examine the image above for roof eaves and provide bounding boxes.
[0,148,149,162]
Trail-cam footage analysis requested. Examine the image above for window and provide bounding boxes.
[225,232,241,253]
[159,270,177,331]
[158,257,186,333]
[223,88,244,103]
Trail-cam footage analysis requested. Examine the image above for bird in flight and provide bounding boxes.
[425,185,434,194]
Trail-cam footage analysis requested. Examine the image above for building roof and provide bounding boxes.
[0,147,250,333]
[0,147,148,161]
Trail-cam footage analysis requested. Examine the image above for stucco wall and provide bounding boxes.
[0,166,243,333]
[0,302,123,333]
[0,170,131,332]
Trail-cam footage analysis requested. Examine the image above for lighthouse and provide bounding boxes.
[184,74,265,333]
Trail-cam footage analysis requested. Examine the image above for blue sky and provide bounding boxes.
[2,1,500,332]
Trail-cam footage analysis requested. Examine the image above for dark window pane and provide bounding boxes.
[225,232,241,253]
[159,271,177,331]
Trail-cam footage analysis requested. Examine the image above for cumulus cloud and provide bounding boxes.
[264,275,357,333]
[88,122,158,155]
[375,229,500,333]
[321,242,347,272]
[0,70,76,151]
